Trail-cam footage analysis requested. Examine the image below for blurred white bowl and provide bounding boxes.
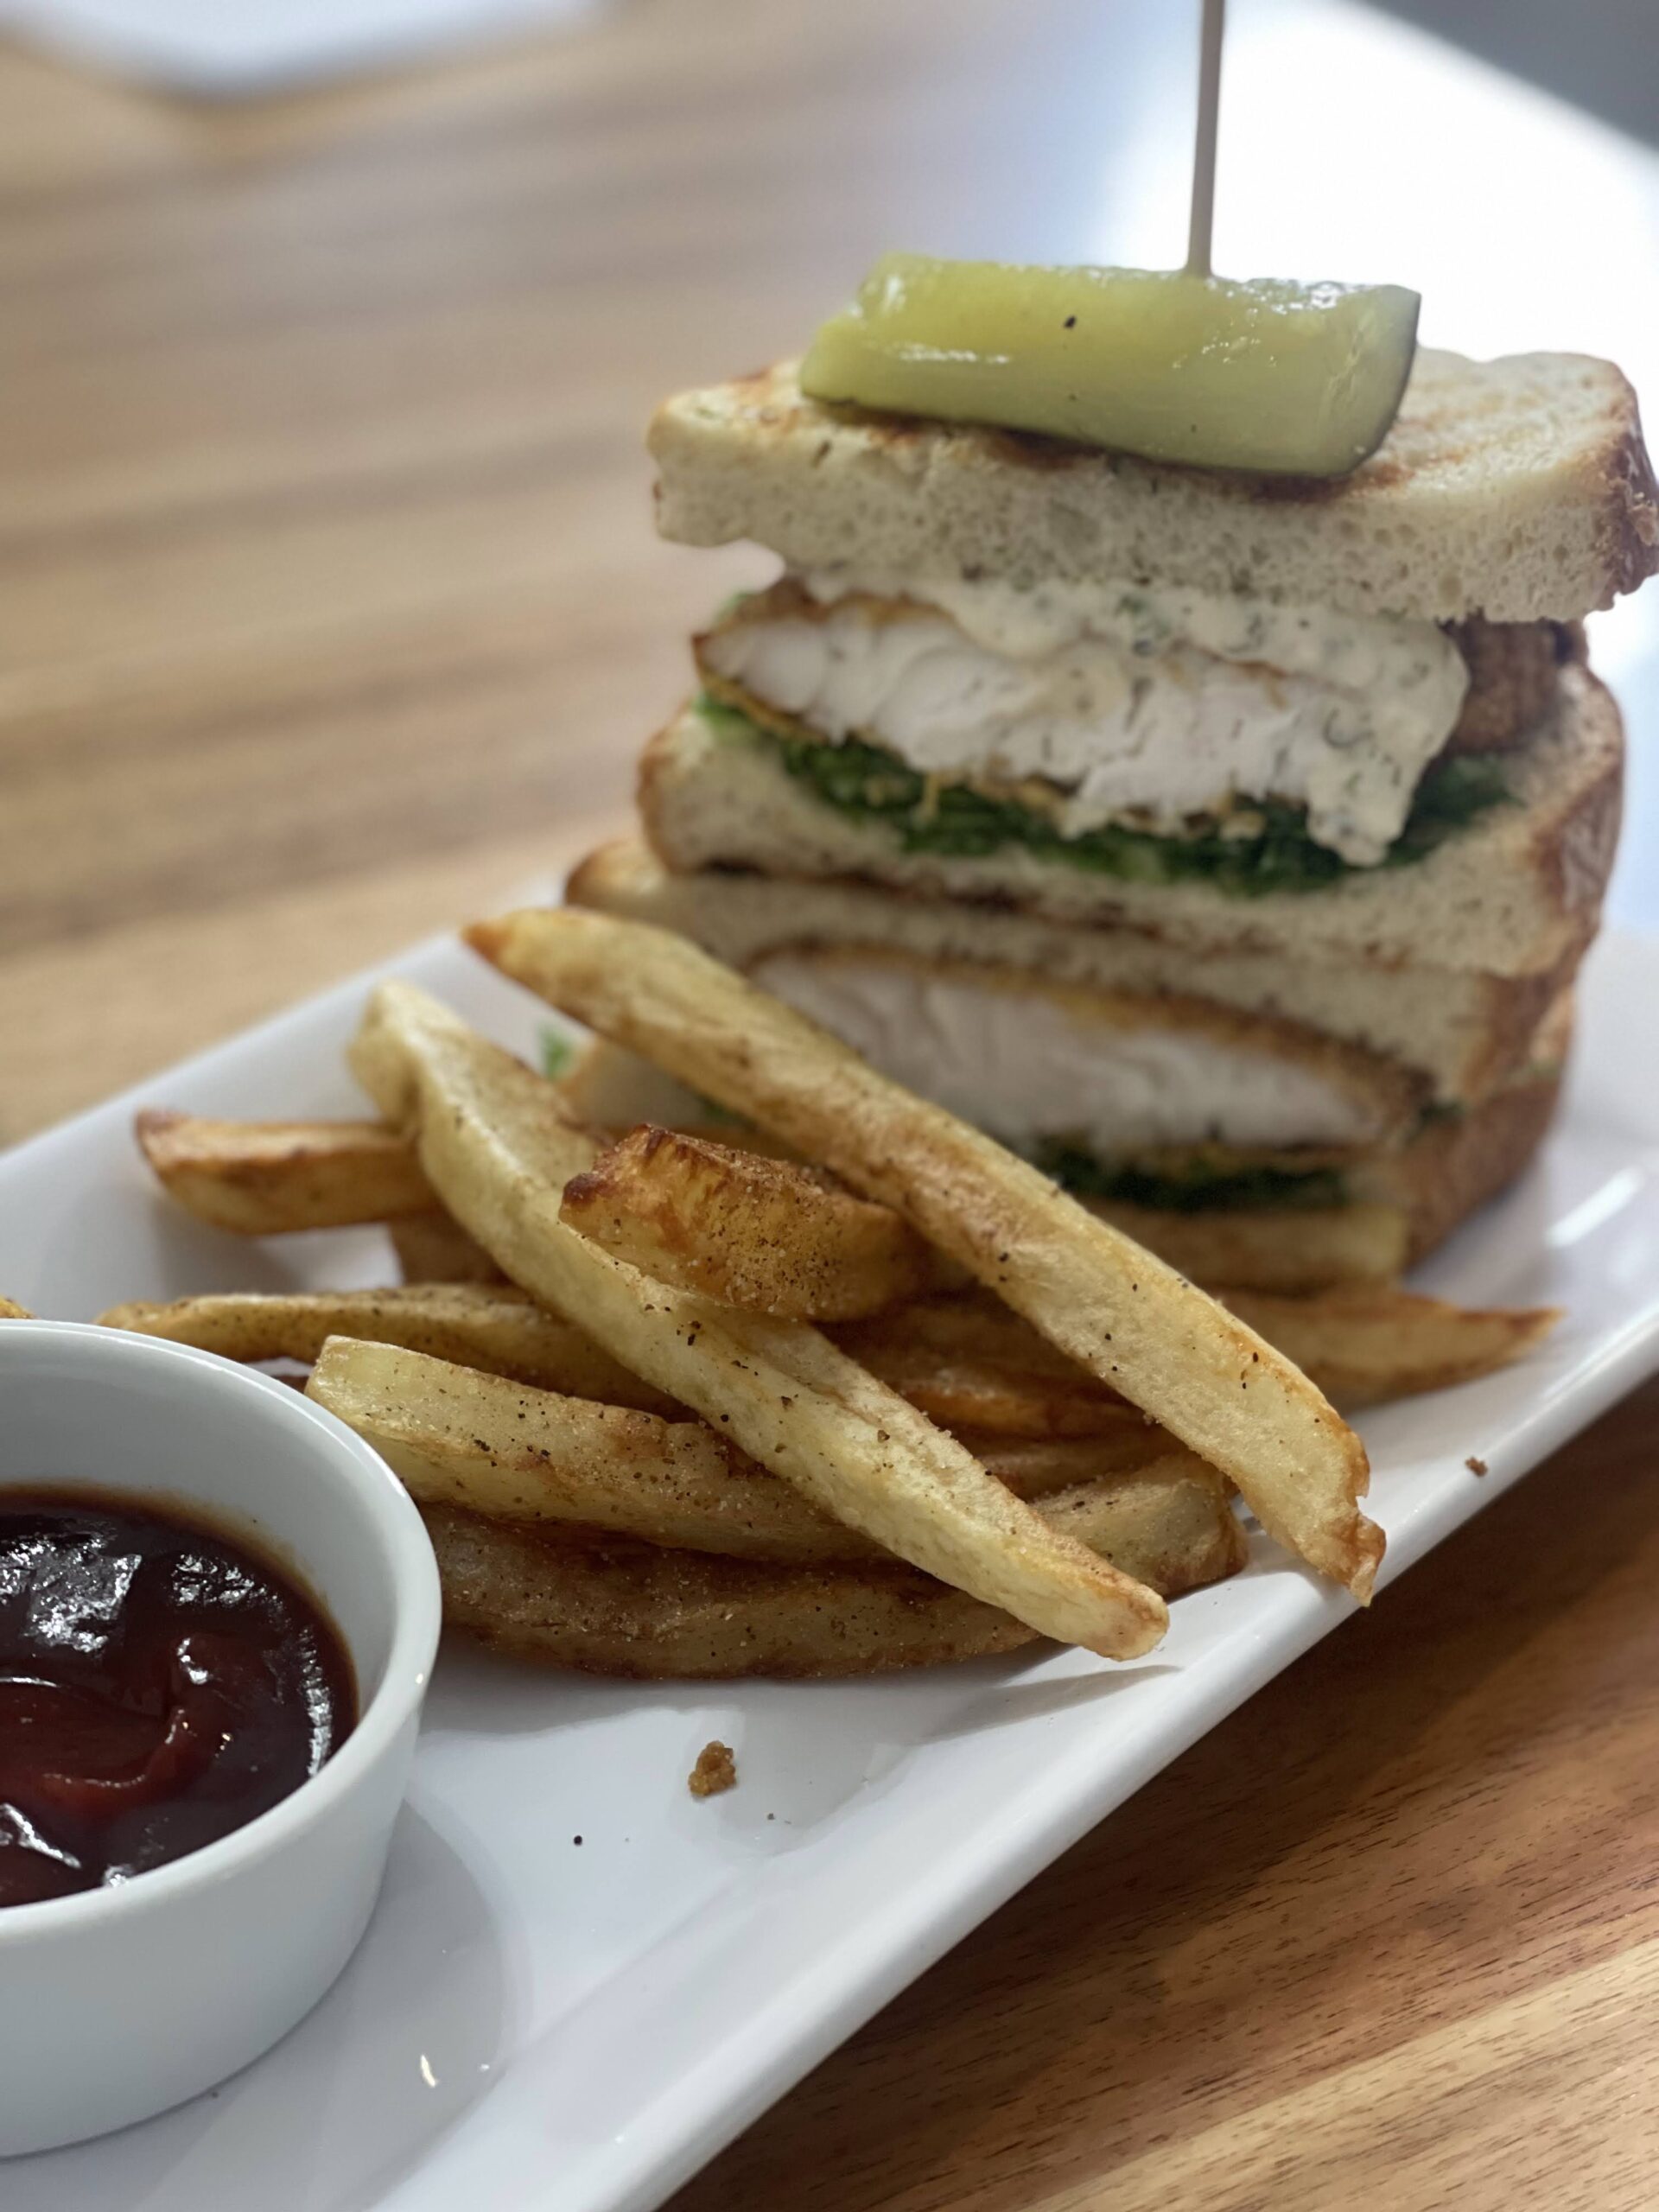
[0,1319,442,2158]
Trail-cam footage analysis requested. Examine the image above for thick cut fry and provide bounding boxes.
[834,1290,1123,1438]
[306,1335,1235,1573]
[562,1123,951,1320]
[0,1299,33,1319]
[858,1282,1557,1423]
[390,1212,509,1284]
[1087,1199,1409,1294]
[1039,1464,1248,1589]
[97,1286,677,1413]
[1219,1286,1560,1408]
[395,1177,1402,1298]
[427,1508,1038,1677]
[467,912,1382,1597]
[308,1336,855,1560]
[869,1357,1109,1439]
[131,1108,1401,1298]
[964,1429,1179,1497]
[93,1287,1176,1461]
[136,1111,435,1235]
[834,1338,1123,1438]
[346,982,1167,1658]
[425,1467,1242,1677]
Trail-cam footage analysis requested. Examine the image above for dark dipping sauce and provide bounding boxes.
[0,1491,356,1909]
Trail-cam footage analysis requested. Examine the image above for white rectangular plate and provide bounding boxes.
[7,922,1659,2212]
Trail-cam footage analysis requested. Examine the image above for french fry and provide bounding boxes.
[0,1299,34,1319]
[136,1111,435,1235]
[346,982,1168,1658]
[389,1212,508,1285]
[97,1285,677,1413]
[466,912,1382,1598]
[92,1285,1179,1461]
[1218,1285,1560,1408]
[834,1291,1122,1437]
[425,1508,1038,1677]
[1038,1462,1248,1590]
[860,1282,1559,1421]
[965,1428,1179,1497]
[307,1335,1240,1579]
[131,1109,1402,1299]
[308,1335,857,1561]
[562,1123,953,1320]
[424,1452,1243,1678]
[1087,1198,1409,1294]
[831,1325,1125,1438]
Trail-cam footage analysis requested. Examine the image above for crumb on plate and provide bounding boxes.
[1465,1455,1489,1477]
[689,1740,737,1798]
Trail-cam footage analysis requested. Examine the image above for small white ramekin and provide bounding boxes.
[0,1319,442,2158]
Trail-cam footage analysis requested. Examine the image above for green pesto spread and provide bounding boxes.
[1033,1143,1349,1212]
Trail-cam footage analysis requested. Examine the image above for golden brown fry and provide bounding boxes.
[384,1157,1402,1298]
[347,982,1167,1658]
[857,1280,1557,1425]
[833,1291,1121,1438]
[97,1285,677,1413]
[308,1335,864,1561]
[136,1110,435,1236]
[307,1335,1230,1577]
[833,1342,1120,1439]
[130,1103,1400,1301]
[966,1427,1178,1497]
[389,1212,508,1285]
[1218,1285,1560,1408]
[1085,1198,1409,1294]
[94,1281,1175,1461]
[1039,1459,1248,1590]
[424,1450,1243,1677]
[427,1508,1037,1677]
[0,1298,34,1319]
[562,1123,951,1320]
[849,1291,1092,1379]
[467,911,1381,1598]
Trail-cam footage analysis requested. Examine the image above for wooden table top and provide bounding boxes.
[4,2,1657,2205]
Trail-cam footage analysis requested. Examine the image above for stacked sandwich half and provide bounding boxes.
[571,348,1657,1287]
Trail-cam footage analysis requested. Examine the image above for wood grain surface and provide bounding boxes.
[3,3,1656,2207]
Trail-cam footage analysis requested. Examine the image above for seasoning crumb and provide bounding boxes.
[1465,1455,1489,1477]
[573,1834,583,1846]
[689,1740,737,1798]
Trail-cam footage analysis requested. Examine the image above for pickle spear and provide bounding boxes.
[800,253,1421,478]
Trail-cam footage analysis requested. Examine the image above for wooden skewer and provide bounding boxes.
[1185,0,1225,277]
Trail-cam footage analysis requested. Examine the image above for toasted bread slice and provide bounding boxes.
[650,353,1658,623]
[636,666,1621,978]
[569,837,1574,1105]
[1357,1063,1565,1262]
